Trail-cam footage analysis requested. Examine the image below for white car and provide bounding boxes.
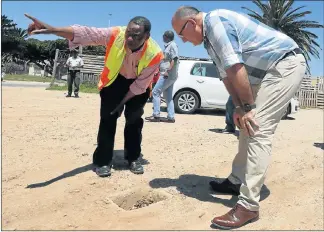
[170,57,299,119]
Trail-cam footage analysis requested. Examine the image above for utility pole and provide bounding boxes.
[78,46,83,55]
[50,49,59,87]
[108,13,112,27]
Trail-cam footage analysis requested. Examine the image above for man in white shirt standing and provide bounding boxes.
[65,49,84,98]
[1,65,5,82]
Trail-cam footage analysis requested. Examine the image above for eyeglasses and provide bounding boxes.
[178,21,189,38]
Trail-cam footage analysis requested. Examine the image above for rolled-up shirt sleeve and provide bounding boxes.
[214,57,227,79]
[206,16,243,70]
[129,63,160,95]
[69,25,115,48]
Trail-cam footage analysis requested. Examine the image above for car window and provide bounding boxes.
[191,63,203,76]
[190,62,220,78]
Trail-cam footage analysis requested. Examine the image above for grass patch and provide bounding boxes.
[4,74,53,82]
[47,82,99,94]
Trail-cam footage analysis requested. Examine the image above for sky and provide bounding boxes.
[2,1,324,77]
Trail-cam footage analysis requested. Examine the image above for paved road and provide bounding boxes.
[2,81,51,88]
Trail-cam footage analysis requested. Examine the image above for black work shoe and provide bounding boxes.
[95,165,111,177]
[66,94,72,98]
[74,94,79,98]
[160,117,175,123]
[145,115,160,122]
[209,178,240,195]
[221,128,235,134]
[129,160,144,174]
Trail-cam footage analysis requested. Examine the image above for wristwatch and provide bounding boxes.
[243,103,256,112]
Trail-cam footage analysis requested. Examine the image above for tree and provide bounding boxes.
[13,28,28,39]
[1,15,17,35]
[242,0,324,73]
[2,15,28,63]
[23,38,69,74]
[83,45,106,56]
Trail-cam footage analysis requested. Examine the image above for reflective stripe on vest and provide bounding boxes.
[98,26,163,90]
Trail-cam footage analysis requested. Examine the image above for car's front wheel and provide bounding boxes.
[174,90,199,114]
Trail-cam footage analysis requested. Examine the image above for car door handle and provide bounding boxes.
[197,80,204,83]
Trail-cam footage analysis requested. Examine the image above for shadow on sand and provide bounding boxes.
[26,150,149,188]
[149,175,270,208]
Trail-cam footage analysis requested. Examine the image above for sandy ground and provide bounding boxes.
[1,86,323,230]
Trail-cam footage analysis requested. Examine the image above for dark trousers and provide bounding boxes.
[93,74,150,167]
[67,70,80,95]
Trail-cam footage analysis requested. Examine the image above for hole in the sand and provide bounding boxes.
[112,189,169,211]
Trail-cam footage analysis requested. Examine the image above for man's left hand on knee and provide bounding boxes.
[235,108,259,136]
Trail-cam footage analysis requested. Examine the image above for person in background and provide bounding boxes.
[65,49,84,98]
[1,65,5,82]
[172,6,306,229]
[145,30,179,123]
[221,83,259,135]
[221,96,236,133]
[25,14,163,178]
[147,71,160,102]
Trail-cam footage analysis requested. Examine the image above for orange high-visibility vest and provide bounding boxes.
[98,26,163,90]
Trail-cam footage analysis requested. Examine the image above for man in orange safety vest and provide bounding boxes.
[25,13,163,177]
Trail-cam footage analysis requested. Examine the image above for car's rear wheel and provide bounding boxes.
[174,90,199,114]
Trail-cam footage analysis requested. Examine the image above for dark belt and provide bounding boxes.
[69,70,80,73]
[281,48,303,60]
[247,48,303,79]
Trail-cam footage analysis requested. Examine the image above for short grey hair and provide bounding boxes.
[175,6,200,19]
[163,30,174,41]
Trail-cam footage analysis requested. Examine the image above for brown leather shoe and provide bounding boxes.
[211,204,259,230]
